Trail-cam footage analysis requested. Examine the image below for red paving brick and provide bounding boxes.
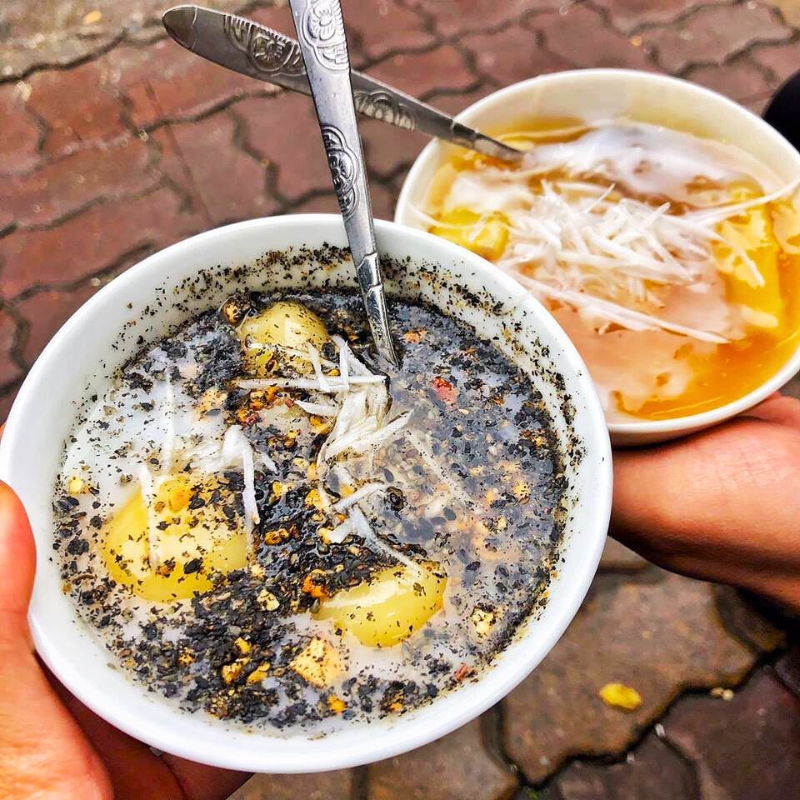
[686,58,773,103]
[290,180,397,222]
[247,2,299,37]
[662,670,800,800]
[1,0,250,78]
[423,84,500,116]
[116,40,274,130]
[367,44,477,99]
[3,25,94,79]
[642,3,792,73]
[461,25,574,87]
[529,5,655,71]
[0,137,157,227]
[0,188,201,299]
[343,0,435,63]
[592,0,729,34]
[230,768,355,800]
[552,735,697,799]
[366,719,518,800]
[153,113,281,226]
[0,392,17,425]
[0,309,22,388]
[405,0,550,38]
[360,115,430,179]
[232,92,334,202]
[502,571,780,782]
[751,37,800,84]
[16,283,98,367]
[26,60,131,157]
[0,84,43,176]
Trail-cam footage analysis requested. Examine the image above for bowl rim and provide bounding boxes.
[0,215,612,772]
[394,68,800,440]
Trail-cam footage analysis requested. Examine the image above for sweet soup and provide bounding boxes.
[417,120,800,421]
[54,289,568,731]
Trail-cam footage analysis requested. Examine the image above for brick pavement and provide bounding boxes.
[2,1,800,798]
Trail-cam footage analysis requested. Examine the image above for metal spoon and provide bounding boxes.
[283,0,397,365]
[162,5,526,164]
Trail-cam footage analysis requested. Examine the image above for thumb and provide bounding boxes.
[0,484,249,800]
[0,481,36,651]
[0,482,113,800]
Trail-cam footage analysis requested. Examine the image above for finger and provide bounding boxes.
[633,548,800,613]
[0,483,112,800]
[0,482,35,648]
[46,670,189,800]
[612,422,800,615]
[743,393,800,429]
[161,754,251,800]
[52,680,249,800]
[612,418,800,570]
[0,445,247,798]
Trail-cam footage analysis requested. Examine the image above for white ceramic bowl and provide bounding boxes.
[0,215,611,773]
[395,69,800,446]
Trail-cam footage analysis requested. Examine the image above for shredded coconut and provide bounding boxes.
[237,376,385,392]
[418,122,800,343]
[161,377,176,474]
[137,463,161,570]
[333,482,387,512]
[189,425,267,549]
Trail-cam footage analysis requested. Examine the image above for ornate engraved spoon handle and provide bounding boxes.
[162,5,524,164]
[286,0,397,365]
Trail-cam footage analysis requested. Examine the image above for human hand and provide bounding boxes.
[0,481,251,800]
[612,393,800,614]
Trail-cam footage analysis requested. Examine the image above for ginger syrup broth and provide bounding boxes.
[53,254,571,733]
[417,120,800,422]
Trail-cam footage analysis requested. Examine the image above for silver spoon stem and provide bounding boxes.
[287,0,398,365]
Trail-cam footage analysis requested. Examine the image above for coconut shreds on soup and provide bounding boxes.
[417,119,800,423]
[53,260,569,732]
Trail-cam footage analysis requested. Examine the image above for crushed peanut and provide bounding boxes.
[598,682,642,711]
[250,563,266,580]
[167,484,192,512]
[234,637,251,655]
[327,694,347,714]
[301,569,329,599]
[512,481,531,503]
[470,606,496,637]
[68,476,86,495]
[263,528,292,546]
[257,589,280,611]
[246,663,271,685]
[290,638,341,688]
[221,661,244,685]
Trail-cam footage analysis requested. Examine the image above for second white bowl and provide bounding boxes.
[395,69,800,446]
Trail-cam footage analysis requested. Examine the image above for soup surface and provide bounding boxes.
[418,120,800,421]
[55,289,567,731]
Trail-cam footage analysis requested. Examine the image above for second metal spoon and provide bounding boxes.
[163,4,526,165]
